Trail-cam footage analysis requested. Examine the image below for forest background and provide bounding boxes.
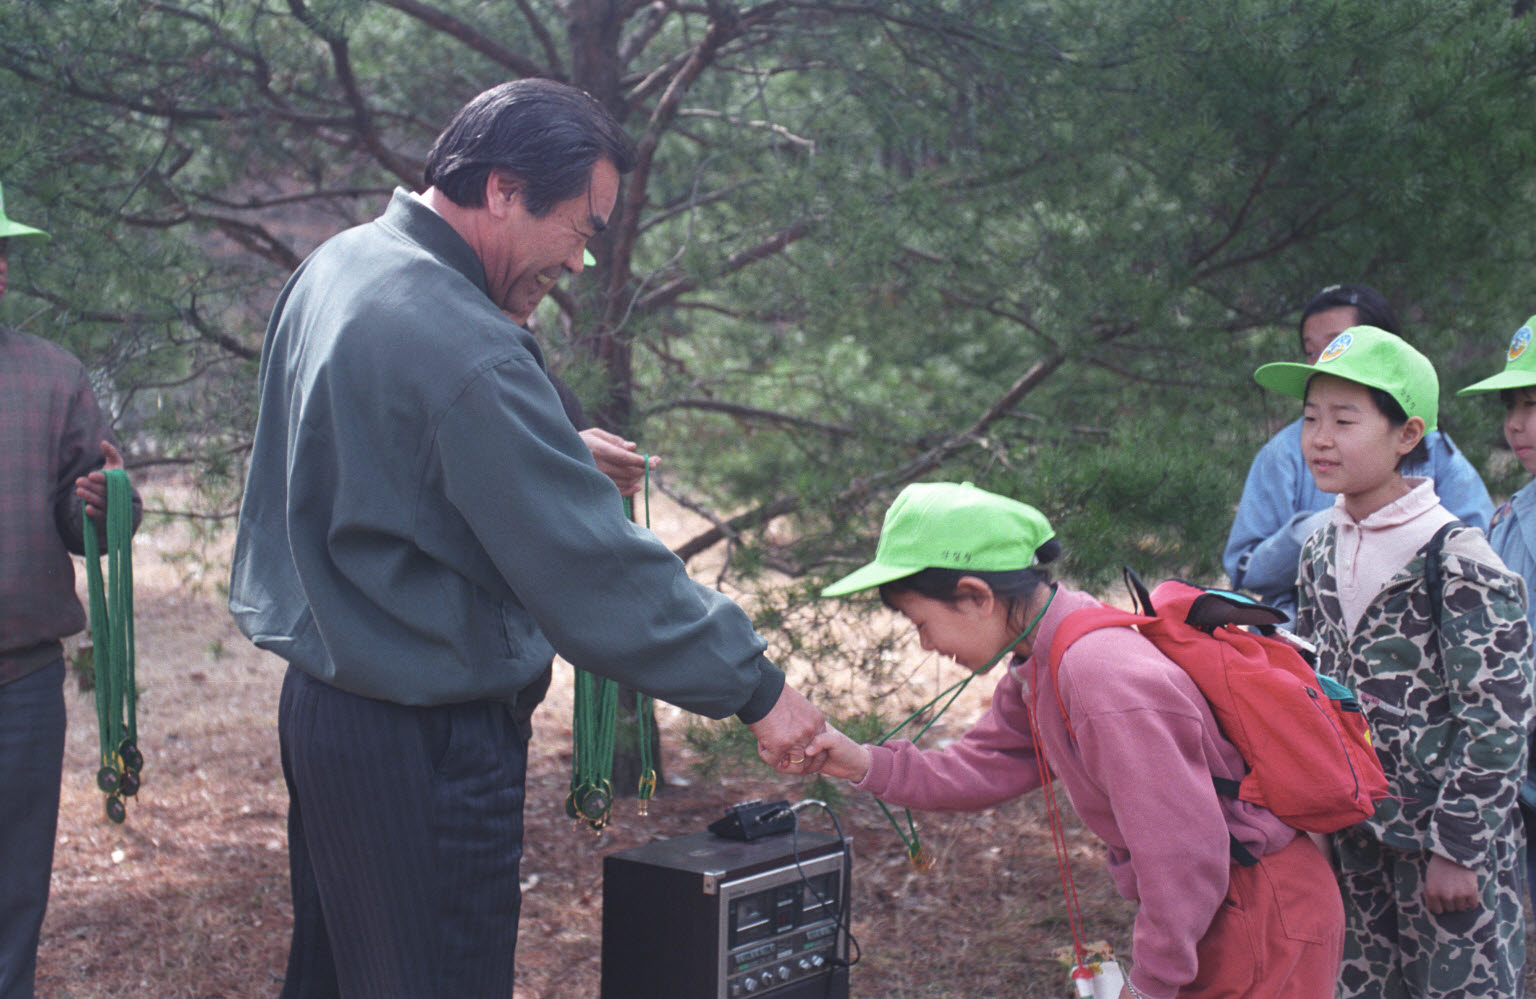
[6,1,1536,996]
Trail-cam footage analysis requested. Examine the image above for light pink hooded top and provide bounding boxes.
[856,585,1297,998]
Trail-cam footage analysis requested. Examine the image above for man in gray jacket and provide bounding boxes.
[229,80,825,998]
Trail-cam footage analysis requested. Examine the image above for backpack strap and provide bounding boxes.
[1424,520,1463,633]
[1422,520,1466,683]
[1046,600,1263,868]
[1046,605,1154,742]
[1122,566,1155,616]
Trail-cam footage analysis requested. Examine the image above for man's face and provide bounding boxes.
[1300,305,1360,365]
[482,159,620,323]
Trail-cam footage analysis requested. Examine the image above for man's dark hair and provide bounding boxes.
[1297,283,1401,348]
[424,79,637,216]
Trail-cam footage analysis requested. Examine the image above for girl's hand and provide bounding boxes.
[786,726,871,782]
[1424,853,1480,914]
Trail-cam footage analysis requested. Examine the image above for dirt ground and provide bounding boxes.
[32,475,1536,998]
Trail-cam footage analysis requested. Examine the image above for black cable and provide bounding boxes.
[786,799,862,984]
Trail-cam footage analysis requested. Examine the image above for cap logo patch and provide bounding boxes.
[1318,332,1352,363]
[1508,326,1531,362]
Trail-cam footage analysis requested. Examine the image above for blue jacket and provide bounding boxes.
[1489,482,1536,634]
[1223,419,1493,621]
[1488,479,1536,809]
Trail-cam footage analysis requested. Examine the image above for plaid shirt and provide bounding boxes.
[0,325,140,684]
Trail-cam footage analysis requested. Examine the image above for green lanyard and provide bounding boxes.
[568,457,658,831]
[568,662,618,829]
[875,586,1055,867]
[83,469,141,824]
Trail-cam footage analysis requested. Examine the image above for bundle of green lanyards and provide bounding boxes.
[82,468,141,824]
[567,462,657,832]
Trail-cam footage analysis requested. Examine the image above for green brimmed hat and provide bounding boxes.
[821,481,1055,597]
[1253,325,1439,432]
[1456,317,1536,396]
[0,183,50,242]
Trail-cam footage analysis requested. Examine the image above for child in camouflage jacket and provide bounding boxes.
[1457,316,1536,914]
[1255,326,1533,999]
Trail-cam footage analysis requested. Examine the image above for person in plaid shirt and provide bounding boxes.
[0,183,141,999]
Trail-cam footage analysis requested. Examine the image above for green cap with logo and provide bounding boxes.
[0,182,50,242]
[821,481,1055,597]
[1456,317,1536,396]
[1253,325,1439,432]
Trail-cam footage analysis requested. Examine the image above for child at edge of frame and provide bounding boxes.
[1456,314,1536,921]
[788,479,1345,999]
[1255,324,1533,999]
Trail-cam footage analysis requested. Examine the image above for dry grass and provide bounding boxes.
[35,474,1535,998]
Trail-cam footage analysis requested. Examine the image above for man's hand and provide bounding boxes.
[75,441,125,522]
[747,683,829,772]
[1424,852,1480,915]
[581,428,659,497]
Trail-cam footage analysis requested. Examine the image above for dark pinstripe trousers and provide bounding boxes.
[0,658,65,999]
[277,666,531,999]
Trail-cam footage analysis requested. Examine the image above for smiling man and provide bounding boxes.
[229,80,827,998]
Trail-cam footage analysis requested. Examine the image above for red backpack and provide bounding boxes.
[1047,572,1389,841]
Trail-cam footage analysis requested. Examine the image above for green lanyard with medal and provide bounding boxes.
[872,586,1054,867]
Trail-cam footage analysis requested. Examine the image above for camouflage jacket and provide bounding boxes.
[1296,522,1533,865]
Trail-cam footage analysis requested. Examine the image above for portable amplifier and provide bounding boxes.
[600,827,851,999]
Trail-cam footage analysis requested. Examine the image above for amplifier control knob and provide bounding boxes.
[777,965,792,981]
[742,976,758,993]
[798,958,812,971]
[809,954,826,968]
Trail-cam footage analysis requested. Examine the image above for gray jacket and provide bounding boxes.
[229,190,782,721]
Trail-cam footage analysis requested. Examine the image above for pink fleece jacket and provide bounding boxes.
[855,584,1296,999]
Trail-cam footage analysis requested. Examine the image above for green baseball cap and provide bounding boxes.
[1253,325,1439,432]
[0,182,50,242]
[1456,317,1536,396]
[821,481,1055,597]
